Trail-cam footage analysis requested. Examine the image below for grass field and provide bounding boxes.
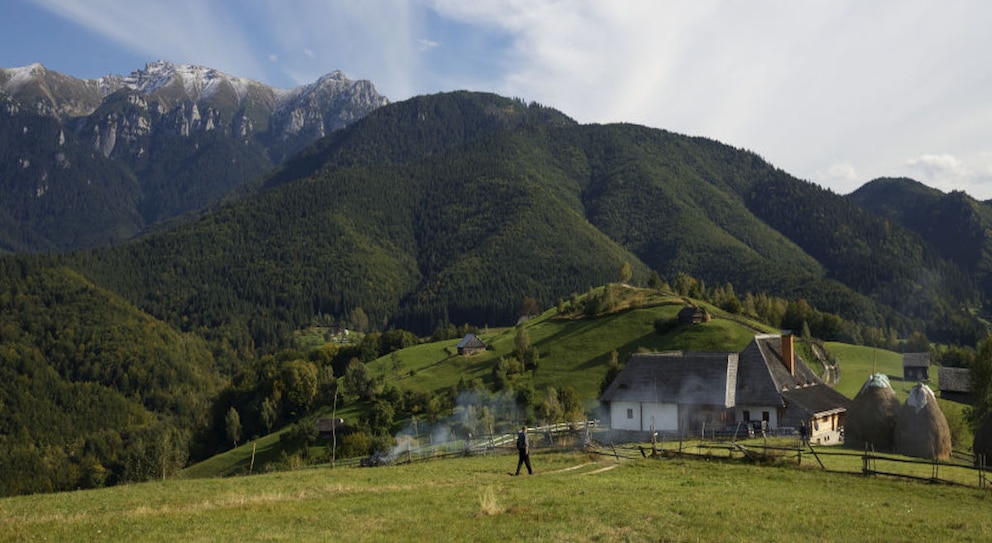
[4,449,991,542]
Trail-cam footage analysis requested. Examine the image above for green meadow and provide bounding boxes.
[3,451,990,542]
[7,286,986,542]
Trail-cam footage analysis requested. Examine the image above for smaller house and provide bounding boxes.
[678,305,710,324]
[456,333,487,356]
[938,366,972,404]
[315,418,347,439]
[903,353,930,381]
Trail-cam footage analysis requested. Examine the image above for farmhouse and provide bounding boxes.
[456,333,487,356]
[902,352,931,381]
[600,351,738,433]
[937,366,971,403]
[601,334,851,443]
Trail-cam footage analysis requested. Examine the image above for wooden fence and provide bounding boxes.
[626,436,991,490]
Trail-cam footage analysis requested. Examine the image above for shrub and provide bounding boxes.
[654,316,680,335]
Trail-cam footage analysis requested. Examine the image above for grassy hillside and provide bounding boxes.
[369,287,765,404]
[3,452,990,542]
[186,287,784,479]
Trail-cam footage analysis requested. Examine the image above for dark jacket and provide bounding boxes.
[516,430,529,452]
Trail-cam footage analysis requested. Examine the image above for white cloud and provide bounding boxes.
[268,53,279,63]
[418,38,439,51]
[906,154,961,179]
[899,152,992,197]
[29,0,267,80]
[303,48,315,59]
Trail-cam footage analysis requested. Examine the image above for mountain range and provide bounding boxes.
[0,61,387,251]
[2,63,991,343]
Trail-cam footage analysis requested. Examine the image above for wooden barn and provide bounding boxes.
[601,334,851,443]
[938,366,972,404]
[677,305,711,324]
[902,353,931,381]
[456,333,487,356]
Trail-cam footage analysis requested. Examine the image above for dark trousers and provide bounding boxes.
[516,449,532,475]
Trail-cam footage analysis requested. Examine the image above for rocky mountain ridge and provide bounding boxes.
[0,61,389,251]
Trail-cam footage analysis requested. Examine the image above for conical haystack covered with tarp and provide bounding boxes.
[845,373,900,451]
[973,412,992,467]
[895,383,951,460]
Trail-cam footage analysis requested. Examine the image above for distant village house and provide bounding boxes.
[315,417,347,439]
[456,333,487,356]
[902,352,931,381]
[938,366,971,404]
[677,305,711,324]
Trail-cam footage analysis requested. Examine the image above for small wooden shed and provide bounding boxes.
[678,305,710,325]
[456,333,487,356]
[902,352,930,381]
[938,366,971,404]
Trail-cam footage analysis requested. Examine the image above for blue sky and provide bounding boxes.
[4,0,992,198]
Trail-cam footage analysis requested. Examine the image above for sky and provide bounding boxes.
[3,0,992,198]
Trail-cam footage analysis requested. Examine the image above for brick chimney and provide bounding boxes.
[781,332,794,375]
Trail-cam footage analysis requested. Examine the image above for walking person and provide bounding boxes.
[799,420,809,447]
[515,426,533,475]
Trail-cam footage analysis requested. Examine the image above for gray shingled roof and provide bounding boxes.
[599,352,738,407]
[903,353,931,368]
[456,333,486,349]
[602,335,849,418]
[735,334,822,407]
[781,385,852,417]
[938,366,971,393]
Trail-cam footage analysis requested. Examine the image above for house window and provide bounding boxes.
[743,410,751,421]
[762,411,770,422]
[626,408,634,419]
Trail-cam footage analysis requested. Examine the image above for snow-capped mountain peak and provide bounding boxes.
[119,61,255,103]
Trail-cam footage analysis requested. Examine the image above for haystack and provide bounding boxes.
[845,373,900,452]
[894,383,951,460]
[973,412,992,467]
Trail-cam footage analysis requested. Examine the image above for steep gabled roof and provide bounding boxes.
[903,353,931,368]
[736,334,821,407]
[781,385,852,417]
[600,352,738,407]
[456,333,486,349]
[938,366,971,393]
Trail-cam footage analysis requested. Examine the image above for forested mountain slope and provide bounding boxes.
[66,92,979,345]
[849,177,992,299]
[0,256,221,495]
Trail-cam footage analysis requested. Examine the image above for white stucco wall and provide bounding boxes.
[735,405,780,428]
[610,401,641,430]
[642,403,678,432]
[610,402,678,431]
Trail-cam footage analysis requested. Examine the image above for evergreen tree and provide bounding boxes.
[619,261,632,284]
[225,407,242,448]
